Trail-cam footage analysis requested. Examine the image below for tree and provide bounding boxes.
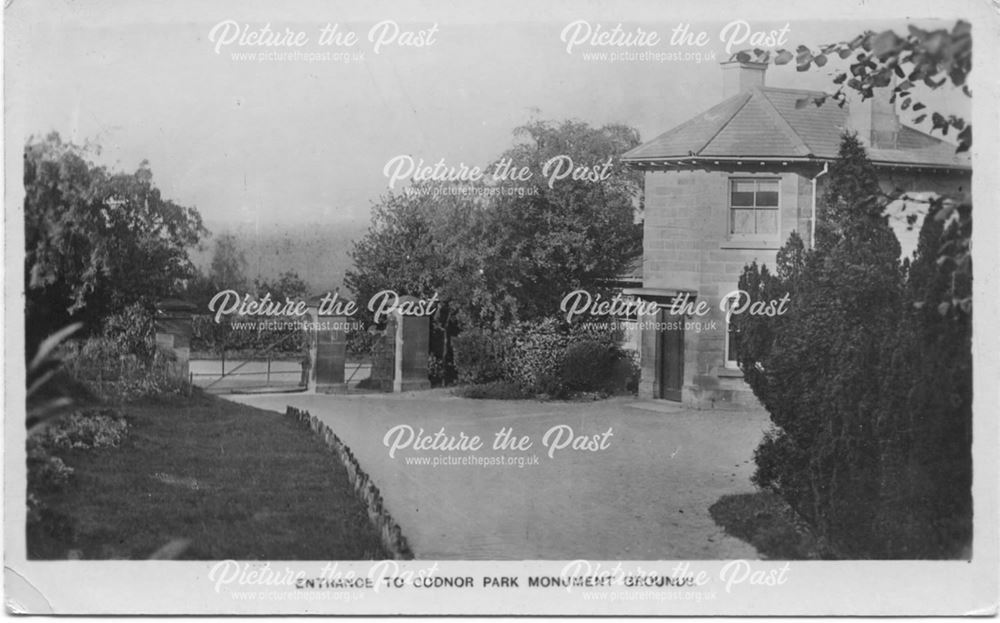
[735,133,970,558]
[729,21,974,554]
[346,119,644,329]
[254,270,310,302]
[208,233,248,292]
[469,119,643,326]
[24,133,207,353]
[346,188,472,318]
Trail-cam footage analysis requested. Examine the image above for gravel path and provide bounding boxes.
[227,391,770,560]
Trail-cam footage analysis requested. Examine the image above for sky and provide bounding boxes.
[4,0,972,229]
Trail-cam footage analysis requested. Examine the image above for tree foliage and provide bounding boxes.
[737,20,971,151]
[24,133,207,353]
[736,21,973,313]
[734,135,971,558]
[475,120,643,325]
[254,270,309,303]
[208,234,249,292]
[345,119,643,330]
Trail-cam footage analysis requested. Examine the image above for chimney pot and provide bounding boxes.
[720,60,767,98]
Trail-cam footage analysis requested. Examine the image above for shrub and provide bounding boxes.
[27,443,75,493]
[452,330,505,385]
[561,340,619,393]
[190,313,308,356]
[611,354,641,395]
[561,339,639,396]
[41,409,129,450]
[426,352,447,387]
[502,320,569,390]
[102,302,158,365]
[346,325,379,358]
[452,381,531,400]
[453,319,639,398]
[62,337,190,402]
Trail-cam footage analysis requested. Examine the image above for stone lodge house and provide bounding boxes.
[619,60,971,408]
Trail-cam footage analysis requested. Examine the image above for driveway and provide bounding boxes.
[226,390,770,560]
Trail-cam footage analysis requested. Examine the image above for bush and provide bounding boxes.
[426,352,447,387]
[190,313,308,356]
[346,325,379,358]
[452,381,531,400]
[41,409,129,450]
[62,337,190,402]
[452,320,639,398]
[103,302,158,366]
[502,320,570,390]
[561,340,622,394]
[452,330,505,385]
[27,443,75,494]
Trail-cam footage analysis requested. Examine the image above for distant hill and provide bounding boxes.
[192,219,371,296]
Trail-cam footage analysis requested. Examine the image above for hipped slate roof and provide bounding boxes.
[622,86,970,171]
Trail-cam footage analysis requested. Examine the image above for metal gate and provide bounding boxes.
[190,330,309,394]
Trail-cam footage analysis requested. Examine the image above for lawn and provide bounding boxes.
[27,390,387,560]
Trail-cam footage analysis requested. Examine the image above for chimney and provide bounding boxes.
[720,60,767,98]
[846,80,900,149]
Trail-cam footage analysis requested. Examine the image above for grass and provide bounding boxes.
[708,491,821,560]
[27,390,387,560]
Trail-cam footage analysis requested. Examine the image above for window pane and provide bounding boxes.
[730,180,755,206]
[727,323,739,363]
[756,208,779,234]
[757,180,779,193]
[732,209,755,233]
[756,190,779,206]
[730,191,754,207]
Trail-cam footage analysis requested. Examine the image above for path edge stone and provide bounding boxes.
[286,406,415,560]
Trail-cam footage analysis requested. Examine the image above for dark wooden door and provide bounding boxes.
[659,314,684,401]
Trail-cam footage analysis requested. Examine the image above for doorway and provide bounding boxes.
[658,311,684,401]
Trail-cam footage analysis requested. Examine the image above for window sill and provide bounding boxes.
[720,240,781,250]
[718,367,744,378]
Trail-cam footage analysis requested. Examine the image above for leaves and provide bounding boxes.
[729,20,972,153]
[24,134,207,352]
[347,120,643,329]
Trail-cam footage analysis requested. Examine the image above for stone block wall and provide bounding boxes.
[638,165,970,408]
[640,168,812,408]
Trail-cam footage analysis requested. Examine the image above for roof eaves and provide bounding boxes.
[624,154,971,172]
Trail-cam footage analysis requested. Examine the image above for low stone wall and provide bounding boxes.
[285,406,414,560]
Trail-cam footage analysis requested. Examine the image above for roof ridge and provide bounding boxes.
[692,90,753,156]
[754,87,812,157]
[620,91,751,160]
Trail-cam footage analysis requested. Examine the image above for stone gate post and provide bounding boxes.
[154,299,196,382]
[392,296,431,392]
